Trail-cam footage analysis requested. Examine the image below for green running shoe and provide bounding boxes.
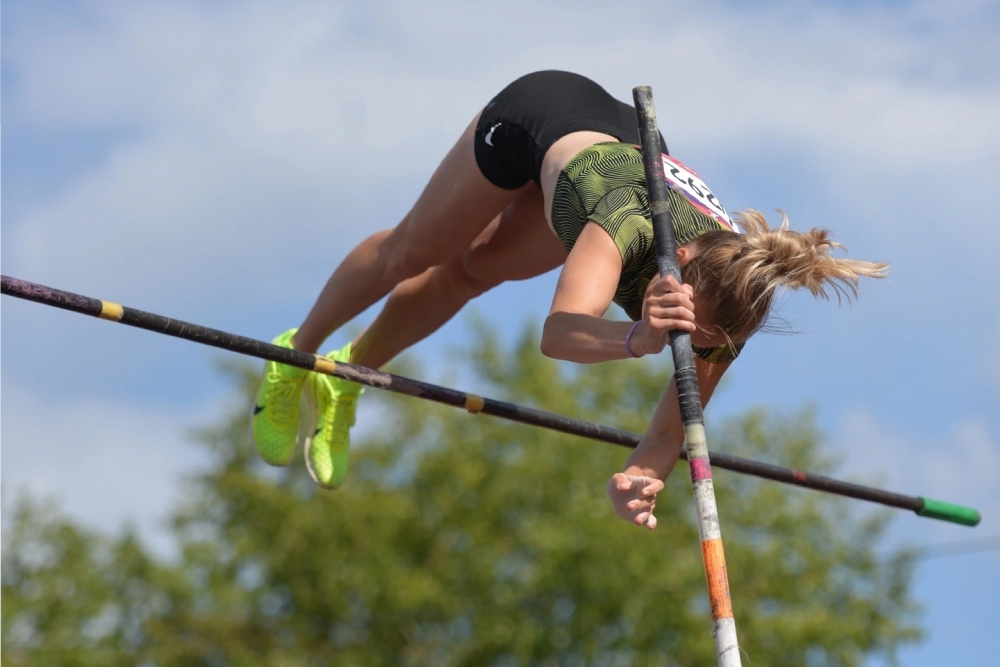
[251,328,307,466]
[305,342,363,489]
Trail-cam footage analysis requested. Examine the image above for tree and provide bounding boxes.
[2,322,921,666]
[1,495,178,667]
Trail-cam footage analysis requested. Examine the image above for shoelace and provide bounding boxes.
[265,370,301,429]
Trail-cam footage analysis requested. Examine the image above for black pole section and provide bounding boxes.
[632,86,703,424]
[0,274,981,526]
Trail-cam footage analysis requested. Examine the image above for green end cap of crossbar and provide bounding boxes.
[916,497,981,527]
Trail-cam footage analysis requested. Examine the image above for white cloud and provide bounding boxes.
[835,409,1000,540]
[5,0,997,308]
[7,1,1000,214]
[989,316,1000,393]
[0,377,214,554]
[10,0,997,159]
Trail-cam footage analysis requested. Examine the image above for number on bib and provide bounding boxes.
[661,155,739,233]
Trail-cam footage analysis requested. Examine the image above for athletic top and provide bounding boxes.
[550,142,744,363]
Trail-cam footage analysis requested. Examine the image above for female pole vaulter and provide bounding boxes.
[251,70,888,528]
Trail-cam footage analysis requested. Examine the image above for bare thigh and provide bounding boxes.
[460,185,568,288]
[381,112,531,276]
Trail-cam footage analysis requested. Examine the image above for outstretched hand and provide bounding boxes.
[607,473,665,530]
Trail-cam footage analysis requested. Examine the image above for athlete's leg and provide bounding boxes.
[350,185,568,370]
[292,113,529,354]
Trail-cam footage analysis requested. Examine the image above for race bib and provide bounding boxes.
[661,155,739,232]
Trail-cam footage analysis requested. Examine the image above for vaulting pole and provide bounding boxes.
[1,274,981,527]
[632,86,741,666]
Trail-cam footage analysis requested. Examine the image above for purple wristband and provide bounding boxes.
[625,320,643,358]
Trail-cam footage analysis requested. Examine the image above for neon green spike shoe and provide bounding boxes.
[305,342,363,490]
[251,328,307,466]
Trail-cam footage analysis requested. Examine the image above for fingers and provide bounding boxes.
[634,506,658,530]
[625,480,662,512]
[642,478,665,495]
[626,497,652,511]
[647,274,695,300]
[611,472,632,492]
[645,307,697,333]
[663,274,695,299]
[615,475,663,496]
[643,275,697,336]
[646,289,695,312]
[607,474,663,530]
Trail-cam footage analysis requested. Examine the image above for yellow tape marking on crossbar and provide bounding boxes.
[99,301,124,321]
[464,394,485,413]
[313,356,337,375]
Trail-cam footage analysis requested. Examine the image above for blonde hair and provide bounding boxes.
[681,210,889,344]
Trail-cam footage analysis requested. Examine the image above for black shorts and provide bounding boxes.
[473,70,668,189]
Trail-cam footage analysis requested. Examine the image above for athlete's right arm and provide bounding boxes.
[540,222,695,363]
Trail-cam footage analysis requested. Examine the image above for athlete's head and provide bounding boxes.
[681,210,889,349]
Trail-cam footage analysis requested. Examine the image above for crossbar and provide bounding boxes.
[0,274,981,528]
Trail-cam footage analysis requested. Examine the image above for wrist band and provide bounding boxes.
[625,320,643,358]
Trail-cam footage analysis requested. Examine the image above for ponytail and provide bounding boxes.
[681,210,889,343]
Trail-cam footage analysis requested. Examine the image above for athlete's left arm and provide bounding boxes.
[606,355,730,529]
[541,221,696,363]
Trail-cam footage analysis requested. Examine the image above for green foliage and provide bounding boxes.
[2,323,921,666]
[1,495,176,667]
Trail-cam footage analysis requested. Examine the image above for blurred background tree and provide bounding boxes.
[2,322,921,666]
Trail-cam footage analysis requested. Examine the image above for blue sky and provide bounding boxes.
[3,0,998,663]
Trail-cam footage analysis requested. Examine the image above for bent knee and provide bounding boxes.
[380,228,449,284]
[443,253,501,300]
